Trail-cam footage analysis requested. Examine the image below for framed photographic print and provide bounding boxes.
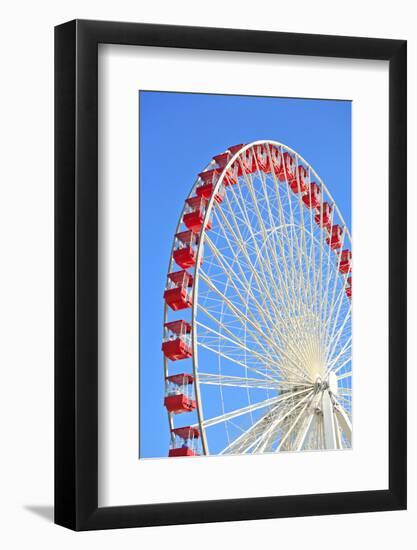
[55,19,406,530]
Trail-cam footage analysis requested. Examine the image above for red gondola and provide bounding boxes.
[172,230,200,269]
[289,165,308,194]
[326,225,343,250]
[207,158,238,187]
[339,249,352,274]
[164,393,196,414]
[183,196,212,233]
[282,151,295,182]
[213,151,230,169]
[163,270,193,311]
[168,447,196,457]
[228,143,245,155]
[274,150,290,181]
[196,170,224,203]
[164,374,196,415]
[212,152,239,185]
[168,426,200,457]
[269,147,284,179]
[302,182,321,208]
[162,320,192,361]
[227,143,255,176]
[198,168,219,184]
[254,143,272,173]
[241,147,256,174]
[223,163,239,185]
[274,151,295,182]
[213,147,244,184]
[314,202,332,229]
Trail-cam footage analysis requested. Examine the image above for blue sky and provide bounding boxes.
[139,91,351,458]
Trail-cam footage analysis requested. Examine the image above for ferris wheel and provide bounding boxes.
[161,141,352,457]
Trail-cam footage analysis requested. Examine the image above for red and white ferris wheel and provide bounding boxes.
[161,141,352,457]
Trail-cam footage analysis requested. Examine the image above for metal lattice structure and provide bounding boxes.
[162,141,352,457]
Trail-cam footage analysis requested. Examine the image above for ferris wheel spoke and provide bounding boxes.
[239,170,294,312]
[204,227,278,328]
[279,152,313,328]
[290,156,318,323]
[324,290,351,365]
[263,167,306,320]
[197,373,284,390]
[197,284,278,364]
[207,222,285,334]
[274,155,304,288]
[196,319,310,385]
[216,219,291,339]
[305,168,320,326]
[324,303,352,364]
[337,371,352,381]
[305,224,323,335]
[200,394,285,429]
[314,189,327,345]
[197,339,282,383]
[327,335,352,372]
[254,389,315,453]
[306,199,327,330]
[317,204,337,334]
[322,247,351,357]
[294,408,317,451]
[254,166,317,344]
[219,387,314,454]
[260,229,322,370]
[221,172,303,329]
[330,354,351,377]
[198,273,312,382]
[254,391,315,453]
[322,233,348,354]
[196,320,283,376]
[268,158,319,353]
[250,420,281,453]
[326,318,352,372]
[202,234,317,370]
[202,234,290,345]
[198,274,279,355]
[211,201,289,328]
[336,396,351,411]
[219,404,282,455]
[276,394,315,452]
[197,298,277,361]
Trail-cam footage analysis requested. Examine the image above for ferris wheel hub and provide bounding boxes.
[314,375,330,392]
[314,372,339,396]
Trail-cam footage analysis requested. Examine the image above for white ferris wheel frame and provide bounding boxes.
[163,140,352,456]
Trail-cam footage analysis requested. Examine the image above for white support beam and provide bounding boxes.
[334,402,352,446]
[322,389,337,450]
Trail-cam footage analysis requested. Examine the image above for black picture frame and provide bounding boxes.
[55,19,407,531]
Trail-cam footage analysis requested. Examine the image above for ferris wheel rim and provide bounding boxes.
[191,140,351,454]
[163,140,352,456]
